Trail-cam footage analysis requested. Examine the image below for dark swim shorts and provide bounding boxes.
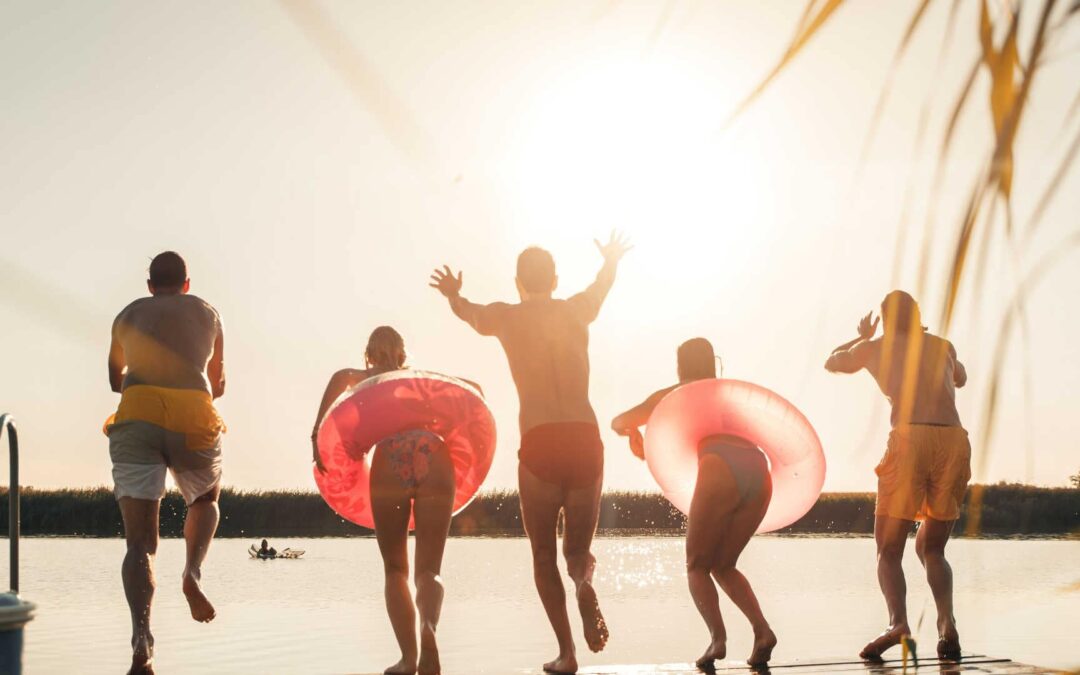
[518,422,604,490]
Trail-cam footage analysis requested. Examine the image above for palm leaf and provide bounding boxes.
[277,0,435,166]
[1024,119,1080,240]
[889,0,961,288]
[856,0,936,169]
[971,231,1080,486]
[913,53,981,296]
[647,0,679,50]
[940,0,1059,328]
[722,0,846,127]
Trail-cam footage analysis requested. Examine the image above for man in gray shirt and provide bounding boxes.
[107,251,225,675]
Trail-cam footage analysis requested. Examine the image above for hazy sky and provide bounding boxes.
[2,1,1078,494]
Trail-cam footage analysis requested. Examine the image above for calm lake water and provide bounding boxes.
[3,536,1078,674]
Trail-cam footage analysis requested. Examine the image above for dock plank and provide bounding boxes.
[569,654,1057,675]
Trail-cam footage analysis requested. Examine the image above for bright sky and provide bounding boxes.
[2,1,1078,494]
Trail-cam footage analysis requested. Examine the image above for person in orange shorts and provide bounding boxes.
[826,290,970,663]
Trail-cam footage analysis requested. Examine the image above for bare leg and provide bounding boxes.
[562,476,608,654]
[412,447,455,675]
[182,486,220,623]
[372,453,418,675]
[915,518,960,659]
[119,497,160,675]
[519,463,577,674]
[686,455,738,668]
[861,515,914,660]
[711,477,774,666]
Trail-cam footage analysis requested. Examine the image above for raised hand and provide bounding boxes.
[594,230,633,265]
[429,265,463,298]
[858,311,880,340]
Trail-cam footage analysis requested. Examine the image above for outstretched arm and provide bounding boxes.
[611,386,675,460]
[569,231,633,322]
[310,369,365,473]
[429,265,504,336]
[825,311,878,374]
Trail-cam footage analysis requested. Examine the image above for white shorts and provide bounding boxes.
[108,420,222,505]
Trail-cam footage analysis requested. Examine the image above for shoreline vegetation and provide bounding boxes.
[1,484,1076,538]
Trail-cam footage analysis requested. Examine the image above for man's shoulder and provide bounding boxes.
[114,297,150,324]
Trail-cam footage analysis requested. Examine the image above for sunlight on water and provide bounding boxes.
[2,536,1077,673]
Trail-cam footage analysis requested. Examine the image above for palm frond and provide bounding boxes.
[277,0,435,166]
[722,0,846,128]
[972,231,1080,482]
[940,0,1059,328]
[857,0,936,169]
[1023,119,1080,241]
[646,0,679,50]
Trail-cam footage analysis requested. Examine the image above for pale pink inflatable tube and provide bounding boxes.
[314,370,497,530]
[644,379,825,533]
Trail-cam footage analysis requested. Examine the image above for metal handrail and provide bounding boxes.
[0,414,18,593]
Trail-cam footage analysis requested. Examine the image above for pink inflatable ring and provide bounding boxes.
[643,379,825,533]
[314,370,497,530]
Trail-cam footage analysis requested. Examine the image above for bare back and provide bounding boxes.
[113,294,222,393]
[460,295,602,434]
[860,332,963,427]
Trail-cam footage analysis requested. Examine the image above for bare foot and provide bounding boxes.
[384,657,418,675]
[127,633,154,675]
[748,626,777,667]
[418,623,440,675]
[542,652,578,674]
[182,570,217,623]
[127,657,155,675]
[937,634,961,661]
[695,636,726,669]
[859,624,910,661]
[576,581,609,653]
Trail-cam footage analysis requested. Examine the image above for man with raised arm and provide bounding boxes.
[430,232,631,674]
[106,251,226,675]
[825,290,970,663]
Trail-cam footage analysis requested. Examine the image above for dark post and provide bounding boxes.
[0,415,17,593]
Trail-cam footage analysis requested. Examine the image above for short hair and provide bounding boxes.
[148,251,187,289]
[880,290,924,335]
[677,337,717,382]
[516,247,556,293]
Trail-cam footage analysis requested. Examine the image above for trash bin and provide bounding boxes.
[0,592,35,675]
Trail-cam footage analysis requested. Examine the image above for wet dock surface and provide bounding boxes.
[568,654,1060,674]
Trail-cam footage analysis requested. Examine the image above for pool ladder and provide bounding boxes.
[1,414,18,592]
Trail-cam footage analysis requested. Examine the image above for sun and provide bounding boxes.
[508,54,772,279]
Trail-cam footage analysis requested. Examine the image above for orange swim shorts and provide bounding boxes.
[874,424,972,522]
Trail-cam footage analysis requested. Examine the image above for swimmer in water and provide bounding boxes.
[611,338,777,669]
[825,291,970,662]
[311,326,480,675]
[430,232,631,673]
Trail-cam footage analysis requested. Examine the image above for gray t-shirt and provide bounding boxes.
[112,294,222,394]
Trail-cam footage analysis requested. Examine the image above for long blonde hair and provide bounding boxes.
[365,326,406,371]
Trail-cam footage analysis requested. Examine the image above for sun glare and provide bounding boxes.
[509,55,772,278]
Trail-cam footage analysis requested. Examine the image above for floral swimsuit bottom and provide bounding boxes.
[375,429,446,489]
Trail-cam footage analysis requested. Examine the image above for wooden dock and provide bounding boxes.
[571,654,1061,674]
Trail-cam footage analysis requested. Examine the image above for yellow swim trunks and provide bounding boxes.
[874,424,971,522]
[104,385,224,450]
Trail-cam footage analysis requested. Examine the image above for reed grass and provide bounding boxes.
[2,484,1075,538]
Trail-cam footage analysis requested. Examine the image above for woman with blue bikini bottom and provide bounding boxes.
[611,338,777,669]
